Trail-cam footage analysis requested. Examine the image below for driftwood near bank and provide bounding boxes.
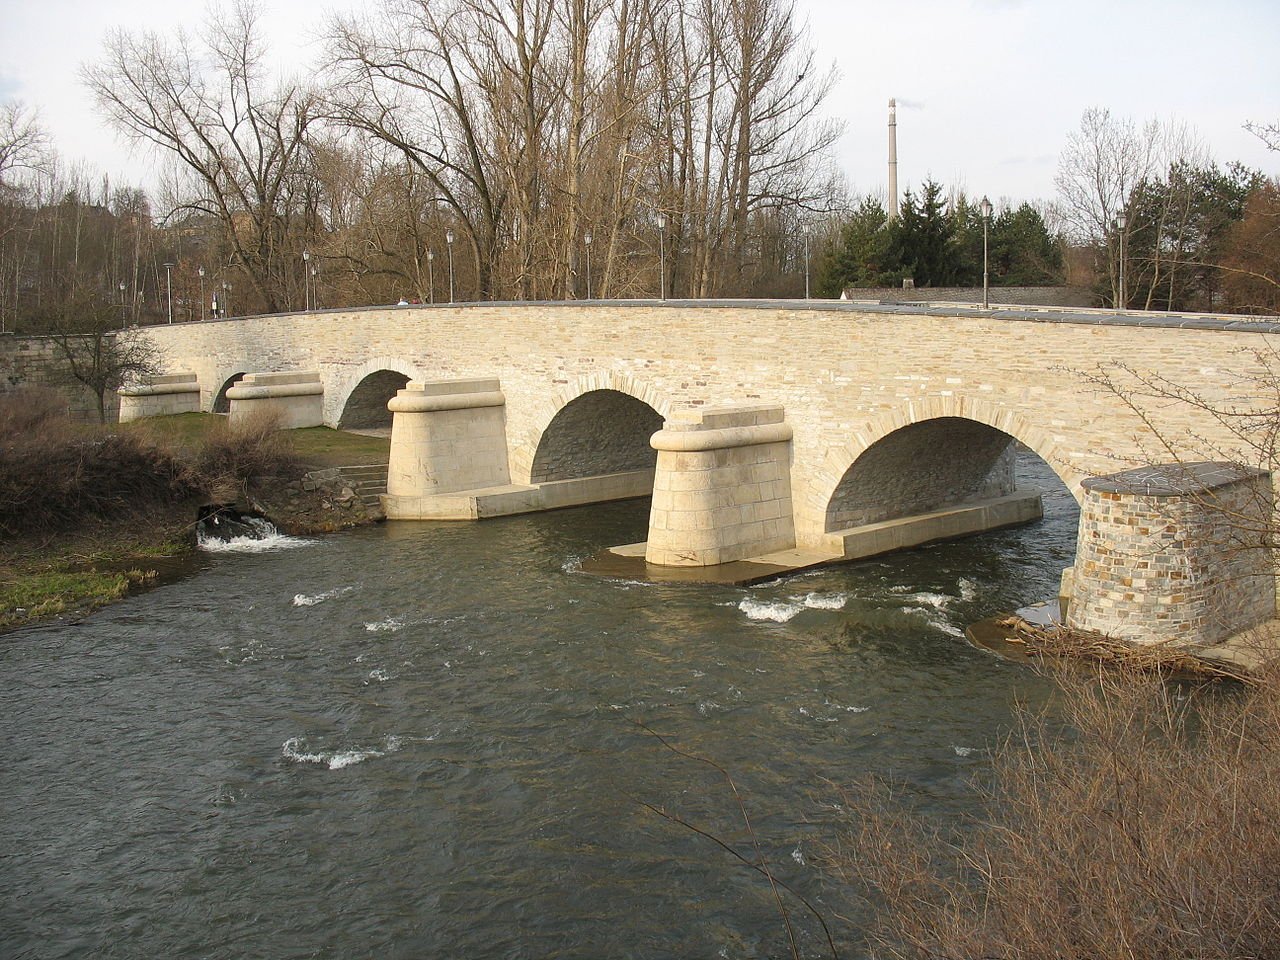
[995,616,1260,685]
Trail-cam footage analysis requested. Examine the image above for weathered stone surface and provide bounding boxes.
[1067,462,1275,646]
[118,373,202,421]
[227,371,324,429]
[646,404,796,567]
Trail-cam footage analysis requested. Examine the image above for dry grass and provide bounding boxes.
[816,668,1280,960]
[189,409,303,502]
[0,389,195,538]
[0,396,305,539]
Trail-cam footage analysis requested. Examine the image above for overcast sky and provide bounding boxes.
[1,0,1277,206]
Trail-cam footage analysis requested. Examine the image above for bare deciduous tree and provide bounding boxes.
[84,1,319,314]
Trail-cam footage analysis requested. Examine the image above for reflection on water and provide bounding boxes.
[0,454,1077,958]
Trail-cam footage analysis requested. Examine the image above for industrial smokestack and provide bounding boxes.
[887,98,898,222]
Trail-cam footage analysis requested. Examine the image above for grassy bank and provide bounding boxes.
[1,394,389,634]
[131,413,390,469]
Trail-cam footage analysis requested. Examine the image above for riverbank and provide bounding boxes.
[1,404,390,634]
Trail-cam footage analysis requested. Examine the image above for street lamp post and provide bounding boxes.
[163,262,175,324]
[803,226,811,300]
[446,230,455,303]
[222,281,232,319]
[427,249,435,304]
[1115,212,1127,309]
[301,250,311,311]
[656,213,666,301]
[119,280,127,328]
[311,266,319,309]
[980,196,993,309]
[198,266,206,321]
[584,230,593,300]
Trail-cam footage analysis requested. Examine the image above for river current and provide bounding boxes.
[2,455,1077,959]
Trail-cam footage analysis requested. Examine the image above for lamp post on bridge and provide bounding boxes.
[656,213,666,301]
[427,249,435,304]
[584,230,593,300]
[302,249,311,311]
[980,196,993,310]
[198,266,206,321]
[119,280,127,328]
[1115,212,1127,310]
[446,230,455,303]
[803,225,811,300]
[163,262,175,324]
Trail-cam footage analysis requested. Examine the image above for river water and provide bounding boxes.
[2,455,1077,959]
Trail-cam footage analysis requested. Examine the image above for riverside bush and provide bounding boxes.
[192,409,303,501]
[0,391,195,537]
[0,395,302,537]
[818,668,1280,959]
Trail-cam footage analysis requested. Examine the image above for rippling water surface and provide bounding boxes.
[2,455,1077,958]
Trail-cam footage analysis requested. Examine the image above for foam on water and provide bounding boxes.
[739,598,803,622]
[365,617,406,633]
[282,734,404,770]
[799,591,847,610]
[293,586,355,607]
[199,518,318,554]
[904,591,951,609]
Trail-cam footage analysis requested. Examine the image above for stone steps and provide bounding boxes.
[303,464,388,508]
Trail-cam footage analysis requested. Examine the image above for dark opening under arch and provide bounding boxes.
[213,373,247,414]
[531,389,664,483]
[339,370,411,430]
[825,417,1019,532]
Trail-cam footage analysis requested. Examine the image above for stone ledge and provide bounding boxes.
[822,490,1044,560]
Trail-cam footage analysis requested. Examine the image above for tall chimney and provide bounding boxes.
[887,98,898,222]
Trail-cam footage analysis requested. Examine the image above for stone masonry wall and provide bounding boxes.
[530,389,663,483]
[133,302,1280,549]
[0,335,119,422]
[1067,465,1275,646]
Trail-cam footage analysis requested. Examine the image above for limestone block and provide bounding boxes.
[646,404,796,567]
[1067,462,1275,646]
[227,371,324,429]
[118,372,201,421]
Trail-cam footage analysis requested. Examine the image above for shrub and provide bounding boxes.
[0,406,196,538]
[817,668,1280,959]
[191,409,302,501]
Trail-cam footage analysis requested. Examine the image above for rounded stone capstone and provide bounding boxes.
[650,421,793,452]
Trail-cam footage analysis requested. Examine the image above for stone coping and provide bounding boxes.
[1082,461,1269,497]
[142,299,1280,334]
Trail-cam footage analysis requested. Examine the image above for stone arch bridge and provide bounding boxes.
[132,300,1280,646]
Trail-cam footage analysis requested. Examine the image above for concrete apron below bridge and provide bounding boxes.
[378,380,1043,586]
[581,491,1044,586]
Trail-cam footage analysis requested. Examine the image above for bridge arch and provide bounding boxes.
[511,372,672,485]
[211,371,248,413]
[328,357,424,430]
[799,395,1083,541]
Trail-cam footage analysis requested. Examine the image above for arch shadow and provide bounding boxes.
[328,357,424,430]
[800,395,1084,539]
[511,372,673,485]
[212,372,248,414]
